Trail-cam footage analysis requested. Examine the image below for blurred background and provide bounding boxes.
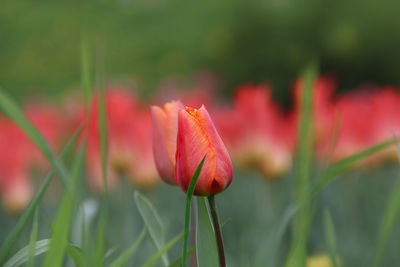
[2,0,400,266]
[2,0,400,103]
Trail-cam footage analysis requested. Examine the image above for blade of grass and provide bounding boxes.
[135,191,169,266]
[254,205,298,267]
[92,39,108,267]
[285,62,318,267]
[372,133,400,267]
[312,139,393,195]
[0,89,69,186]
[109,228,147,267]
[324,210,338,267]
[4,240,83,267]
[0,122,85,265]
[141,232,184,267]
[196,197,219,267]
[81,29,93,108]
[92,207,107,267]
[168,247,196,267]
[42,144,86,267]
[67,245,85,267]
[27,209,39,267]
[182,155,206,267]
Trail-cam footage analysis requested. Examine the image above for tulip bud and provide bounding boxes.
[151,101,184,184]
[176,105,232,196]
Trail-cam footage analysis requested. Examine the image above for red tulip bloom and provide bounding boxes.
[214,83,295,177]
[293,76,338,158]
[176,106,232,196]
[0,104,65,213]
[151,100,184,184]
[85,88,159,190]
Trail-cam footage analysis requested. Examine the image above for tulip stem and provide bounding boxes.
[207,195,226,267]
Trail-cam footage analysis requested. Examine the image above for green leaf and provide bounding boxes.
[27,209,39,267]
[0,89,69,186]
[4,240,83,267]
[81,29,93,107]
[42,144,86,267]
[141,232,184,267]
[182,155,206,267]
[135,191,169,266]
[324,210,338,267]
[109,228,147,267]
[196,197,219,267]
[98,78,108,192]
[312,139,393,195]
[0,122,85,265]
[285,62,318,267]
[168,247,196,267]
[92,59,109,267]
[66,245,85,267]
[372,134,400,267]
[5,239,50,267]
[254,205,298,267]
[93,208,107,267]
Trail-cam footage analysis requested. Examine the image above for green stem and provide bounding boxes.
[207,195,226,267]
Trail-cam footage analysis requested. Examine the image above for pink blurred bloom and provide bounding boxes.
[85,88,159,190]
[293,76,338,159]
[0,104,65,213]
[176,106,233,196]
[332,86,400,164]
[215,83,295,177]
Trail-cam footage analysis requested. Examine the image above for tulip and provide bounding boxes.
[176,105,232,196]
[85,88,159,190]
[214,84,294,178]
[293,76,338,158]
[150,100,184,184]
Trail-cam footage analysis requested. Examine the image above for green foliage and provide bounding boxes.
[135,191,169,266]
[324,210,338,267]
[196,197,219,267]
[3,240,83,267]
[42,144,86,267]
[0,89,69,186]
[0,121,84,265]
[27,209,39,267]
[141,232,184,267]
[254,205,298,267]
[285,62,318,267]
[181,155,206,267]
[110,228,147,267]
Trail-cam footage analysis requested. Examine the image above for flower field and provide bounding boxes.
[2,1,400,266]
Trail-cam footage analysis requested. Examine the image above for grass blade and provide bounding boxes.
[168,248,196,267]
[182,155,206,267]
[324,210,338,267]
[141,232,184,267]
[196,197,219,267]
[109,228,147,267]
[135,191,169,266]
[0,122,85,265]
[285,62,318,267]
[372,133,400,267]
[4,239,50,267]
[27,209,39,267]
[42,144,86,267]
[4,240,83,267]
[312,139,393,195]
[92,42,109,267]
[254,205,298,267]
[93,210,107,267]
[0,89,69,186]
[81,29,93,107]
